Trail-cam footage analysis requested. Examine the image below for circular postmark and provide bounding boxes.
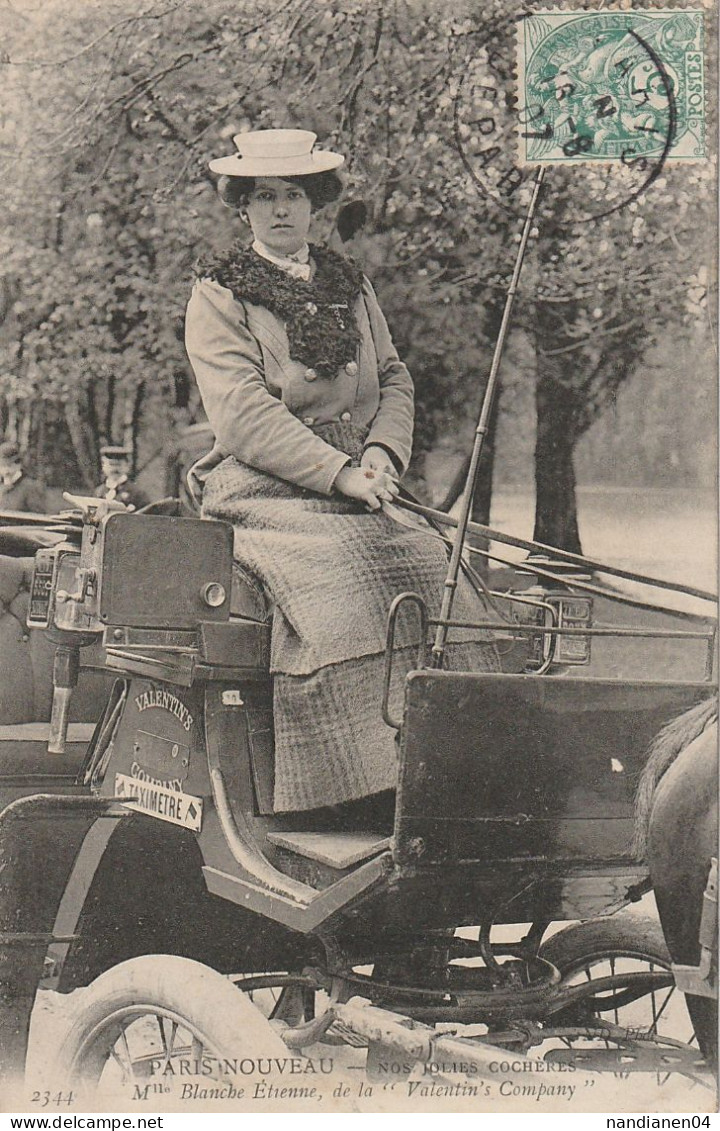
[453,8,703,228]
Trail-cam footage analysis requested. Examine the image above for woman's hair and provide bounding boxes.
[217,171,343,212]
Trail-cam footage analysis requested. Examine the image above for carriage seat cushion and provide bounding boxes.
[0,555,111,726]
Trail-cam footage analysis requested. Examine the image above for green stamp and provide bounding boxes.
[516,8,706,164]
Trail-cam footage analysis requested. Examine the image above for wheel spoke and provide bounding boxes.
[650,964,659,1031]
[538,918,693,1088]
[649,986,676,1035]
[158,1016,179,1062]
[611,957,619,1027]
[48,956,295,1097]
[109,1027,134,1082]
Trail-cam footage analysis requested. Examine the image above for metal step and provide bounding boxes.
[265,830,391,869]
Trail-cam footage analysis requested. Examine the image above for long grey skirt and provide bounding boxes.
[201,429,499,811]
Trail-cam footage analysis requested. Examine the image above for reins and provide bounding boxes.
[390,495,717,609]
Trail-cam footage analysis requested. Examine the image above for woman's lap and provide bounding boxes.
[202,457,499,811]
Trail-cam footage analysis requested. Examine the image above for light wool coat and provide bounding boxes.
[184,273,414,496]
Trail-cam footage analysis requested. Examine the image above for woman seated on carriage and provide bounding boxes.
[184,128,498,820]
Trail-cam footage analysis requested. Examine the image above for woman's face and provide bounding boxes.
[245,177,312,255]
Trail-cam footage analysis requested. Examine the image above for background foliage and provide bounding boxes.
[0,0,715,549]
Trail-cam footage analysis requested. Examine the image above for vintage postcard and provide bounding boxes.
[0,0,716,1121]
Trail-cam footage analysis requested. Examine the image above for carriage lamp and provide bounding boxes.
[549,592,593,664]
[202,581,227,608]
[27,546,62,629]
[27,543,100,635]
[27,529,104,754]
[508,556,593,671]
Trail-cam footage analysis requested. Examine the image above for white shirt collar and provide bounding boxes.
[252,239,311,280]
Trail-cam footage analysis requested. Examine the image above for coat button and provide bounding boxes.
[340,411,352,422]
[302,416,315,426]
[304,367,317,382]
[345,360,358,376]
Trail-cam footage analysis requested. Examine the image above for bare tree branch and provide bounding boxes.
[7,1,189,67]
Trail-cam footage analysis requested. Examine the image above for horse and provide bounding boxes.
[635,695,718,1066]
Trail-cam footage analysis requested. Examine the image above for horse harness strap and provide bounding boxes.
[672,857,718,1000]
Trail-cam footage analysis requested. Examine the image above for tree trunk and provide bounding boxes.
[33,404,84,490]
[124,381,146,475]
[471,398,498,529]
[434,388,501,580]
[104,375,116,443]
[533,370,582,554]
[64,389,101,490]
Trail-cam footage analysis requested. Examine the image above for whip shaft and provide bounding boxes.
[431,167,546,666]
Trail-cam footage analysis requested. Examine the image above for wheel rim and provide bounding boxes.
[71,1004,227,1092]
[233,973,288,1020]
[557,950,691,1043]
[548,948,698,1084]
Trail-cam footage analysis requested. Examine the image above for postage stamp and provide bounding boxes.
[516,8,706,164]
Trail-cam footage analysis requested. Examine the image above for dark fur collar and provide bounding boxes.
[197,242,364,379]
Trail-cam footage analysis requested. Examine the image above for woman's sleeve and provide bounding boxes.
[185,280,350,495]
[361,278,415,475]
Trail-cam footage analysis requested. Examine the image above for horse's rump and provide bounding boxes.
[634,695,718,857]
[635,696,718,1066]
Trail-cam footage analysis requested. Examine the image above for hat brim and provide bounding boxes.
[208,150,345,177]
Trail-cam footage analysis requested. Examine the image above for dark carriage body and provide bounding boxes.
[389,671,711,926]
[0,506,716,1078]
[65,662,711,944]
[1,509,714,947]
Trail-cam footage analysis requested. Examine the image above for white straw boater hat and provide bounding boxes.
[209,128,345,177]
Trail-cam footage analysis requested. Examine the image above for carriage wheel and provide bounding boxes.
[48,955,290,1100]
[539,913,697,1069]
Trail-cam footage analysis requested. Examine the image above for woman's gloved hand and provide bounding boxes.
[360,445,399,479]
[334,465,400,511]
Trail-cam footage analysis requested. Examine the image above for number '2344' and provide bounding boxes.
[31,1090,76,1107]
